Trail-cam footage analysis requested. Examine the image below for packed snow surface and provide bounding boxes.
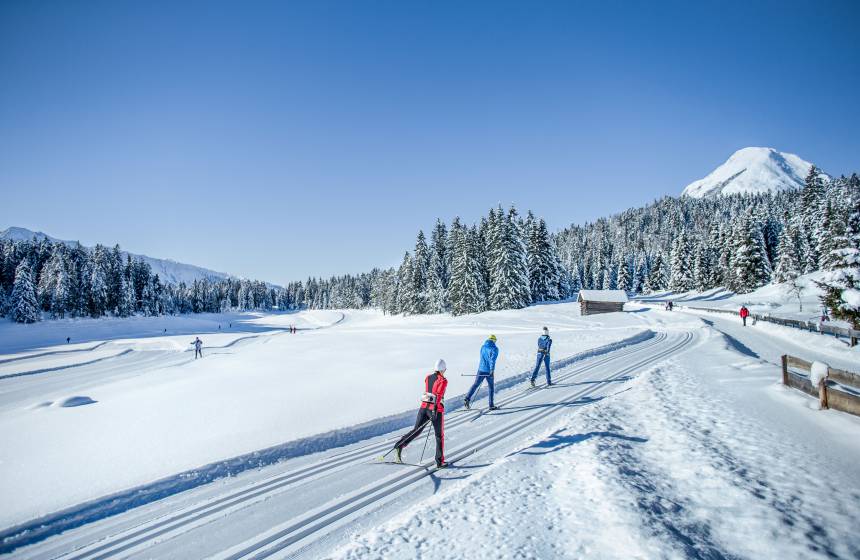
[333,323,860,560]
[681,147,823,198]
[0,303,643,528]
[2,303,859,559]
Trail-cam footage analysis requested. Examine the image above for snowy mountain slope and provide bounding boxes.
[1,226,232,285]
[681,147,826,198]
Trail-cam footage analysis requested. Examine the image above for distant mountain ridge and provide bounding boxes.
[681,147,827,199]
[1,226,233,285]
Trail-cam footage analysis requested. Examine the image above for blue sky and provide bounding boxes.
[1,0,858,283]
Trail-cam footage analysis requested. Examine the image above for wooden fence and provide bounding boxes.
[660,303,860,347]
[781,355,860,416]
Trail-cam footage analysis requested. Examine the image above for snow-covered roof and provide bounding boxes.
[577,290,629,303]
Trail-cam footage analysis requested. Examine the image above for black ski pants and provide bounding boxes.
[394,407,444,464]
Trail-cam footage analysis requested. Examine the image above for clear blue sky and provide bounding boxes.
[2,0,858,283]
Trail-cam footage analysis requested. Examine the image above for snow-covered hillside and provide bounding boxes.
[1,226,233,285]
[681,147,825,199]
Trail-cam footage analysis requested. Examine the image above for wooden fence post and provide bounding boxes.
[781,355,788,385]
[819,377,829,410]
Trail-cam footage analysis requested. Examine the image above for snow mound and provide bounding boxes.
[681,147,826,199]
[809,361,829,387]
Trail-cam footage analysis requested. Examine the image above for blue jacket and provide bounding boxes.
[537,335,552,354]
[478,340,499,374]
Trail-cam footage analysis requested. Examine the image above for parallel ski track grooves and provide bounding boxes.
[54,334,667,560]
[227,332,693,560]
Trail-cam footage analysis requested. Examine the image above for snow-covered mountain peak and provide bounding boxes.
[682,147,824,199]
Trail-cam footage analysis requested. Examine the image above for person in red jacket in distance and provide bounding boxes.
[392,359,449,468]
[740,305,750,326]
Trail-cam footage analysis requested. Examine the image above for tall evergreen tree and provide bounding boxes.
[10,260,39,323]
[489,206,530,310]
[817,188,860,328]
[669,231,695,292]
[616,258,632,292]
[731,214,772,293]
[645,253,667,293]
[773,224,801,283]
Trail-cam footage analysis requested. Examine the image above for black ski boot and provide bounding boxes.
[436,461,448,469]
[464,399,471,410]
[488,405,499,411]
[394,447,402,464]
[529,379,536,388]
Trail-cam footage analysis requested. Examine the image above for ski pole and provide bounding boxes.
[419,419,432,463]
[460,373,479,377]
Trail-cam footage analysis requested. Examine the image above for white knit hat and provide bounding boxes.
[434,358,447,372]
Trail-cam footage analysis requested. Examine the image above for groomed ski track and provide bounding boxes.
[9,328,696,560]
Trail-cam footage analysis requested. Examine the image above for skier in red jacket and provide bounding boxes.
[740,305,750,326]
[392,359,449,468]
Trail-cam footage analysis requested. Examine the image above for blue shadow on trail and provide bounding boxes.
[701,318,760,359]
[511,429,648,457]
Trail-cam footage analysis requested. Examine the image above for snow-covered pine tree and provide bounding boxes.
[693,241,712,292]
[10,260,39,323]
[644,253,667,293]
[773,223,801,283]
[816,187,860,328]
[800,166,826,272]
[616,258,632,293]
[707,226,726,288]
[489,206,530,310]
[669,231,695,292]
[449,223,486,315]
[632,255,648,294]
[395,252,413,315]
[568,261,583,294]
[731,213,772,293]
[818,200,844,271]
[428,219,449,313]
[408,231,430,315]
[88,245,109,317]
[52,257,70,318]
[527,218,558,302]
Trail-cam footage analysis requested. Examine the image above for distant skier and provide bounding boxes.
[391,359,449,468]
[464,335,499,411]
[66,337,70,344]
[740,305,750,327]
[666,301,674,311]
[191,337,203,358]
[530,327,552,387]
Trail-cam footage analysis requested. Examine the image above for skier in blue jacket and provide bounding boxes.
[530,326,552,387]
[464,335,499,410]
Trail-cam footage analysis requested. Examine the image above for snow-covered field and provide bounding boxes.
[2,303,859,559]
[0,303,644,530]
[642,271,855,328]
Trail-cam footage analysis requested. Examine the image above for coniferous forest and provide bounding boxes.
[3,168,859,326]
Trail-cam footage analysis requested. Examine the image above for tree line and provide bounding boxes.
[3,167,859,327]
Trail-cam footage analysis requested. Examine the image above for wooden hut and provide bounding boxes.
[577,290,629,316]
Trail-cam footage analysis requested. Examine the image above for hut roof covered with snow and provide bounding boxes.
[577,290,628,315]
